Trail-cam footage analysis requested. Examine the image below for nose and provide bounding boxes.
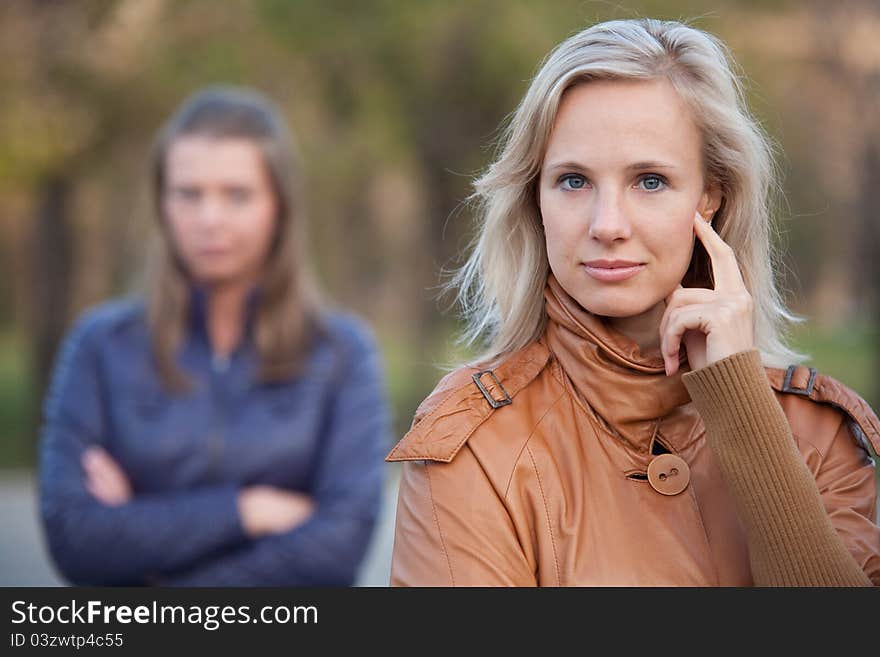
[588,190,632,243]
[193,194,225,229]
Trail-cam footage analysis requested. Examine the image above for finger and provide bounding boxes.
[93,469,129,505]
[86,446,113,465]
[661,304,713,375]
[82,459,101,493]
[660,284,684,344]
[693,212,744,292]
[664,283,684,305]
[85,474,122,506]
[84,478,106,502]
[83,449,117,484]
[660,286,717,339]
[89,448,128,485]
[83,448,131,501]
[86,459,125,503]
[81,446,102,469]
[662,304,712,356]
[82,446,118,472]
[682,328,707,367]
[81,449,108,484]
[665,286,717,307]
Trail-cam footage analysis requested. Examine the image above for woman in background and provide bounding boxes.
[39,86,390,586]
[387,19,880,586]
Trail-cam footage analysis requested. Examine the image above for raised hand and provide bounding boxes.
[660,212,755,376]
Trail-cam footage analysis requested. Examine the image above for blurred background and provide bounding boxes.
[1,0,878,585]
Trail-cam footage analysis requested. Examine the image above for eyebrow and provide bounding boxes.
[544,160,678,173]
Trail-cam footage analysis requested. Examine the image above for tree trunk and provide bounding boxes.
[28,175,74,453]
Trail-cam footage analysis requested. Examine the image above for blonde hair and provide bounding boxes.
[147,86,321,390]
[451,18,804,368]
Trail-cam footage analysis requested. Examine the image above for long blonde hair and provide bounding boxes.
[451,18,804,368]
[146,86,321,390]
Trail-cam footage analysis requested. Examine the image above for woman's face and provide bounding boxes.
[538,78,721,337]
[163,136,278,288]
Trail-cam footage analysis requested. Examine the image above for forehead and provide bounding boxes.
[544,78,702,168]
[165,136,267,182]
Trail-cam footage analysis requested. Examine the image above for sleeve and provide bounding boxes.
[38,312,248,586]
[162,323,390,586]
[806,416,880,585]
[682,349,874,587]
[389,447,536,587]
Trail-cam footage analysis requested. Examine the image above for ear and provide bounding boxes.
[698,182,722,222]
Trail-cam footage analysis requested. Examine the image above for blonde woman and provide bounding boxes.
[387,19,880,586]
[39,87,390,585]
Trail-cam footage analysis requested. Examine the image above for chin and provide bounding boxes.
[573,289,660,320]
[188,267,248,287]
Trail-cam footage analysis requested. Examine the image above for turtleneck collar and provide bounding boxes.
[543,274,700,454]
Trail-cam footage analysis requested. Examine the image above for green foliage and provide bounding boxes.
[1,0,879,465]
[0,333,35,467]
[790,320,879,407]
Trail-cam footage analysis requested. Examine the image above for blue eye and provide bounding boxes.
[638,174,667,192]
[560,174,588,190]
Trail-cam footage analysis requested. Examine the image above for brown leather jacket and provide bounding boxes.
[387,278,880,586]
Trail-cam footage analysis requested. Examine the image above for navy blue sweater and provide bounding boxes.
[38,293,391,586]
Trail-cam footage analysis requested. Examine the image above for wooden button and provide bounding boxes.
[647,453,690,496]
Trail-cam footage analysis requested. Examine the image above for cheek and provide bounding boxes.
[241,199,278,256]
[648,215,696,275]
[162,206,195,253]
[539,197,578,261]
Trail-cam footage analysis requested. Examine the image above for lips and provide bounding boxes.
[582,259,646,282]
[197,246,230,257]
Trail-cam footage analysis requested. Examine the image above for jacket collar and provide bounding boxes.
[543,274,700,453]
[188,283,262,346]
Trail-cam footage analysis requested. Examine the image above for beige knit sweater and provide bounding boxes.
[683,349,873,586]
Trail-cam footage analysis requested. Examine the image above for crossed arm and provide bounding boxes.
[39,317,389,586]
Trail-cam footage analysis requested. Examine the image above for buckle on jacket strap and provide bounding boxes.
[781,365,817,396]
[472,370,512,409]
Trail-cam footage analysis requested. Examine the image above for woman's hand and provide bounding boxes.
[82,446,133,506]
[237,486,316,539]
[660,212,755,376]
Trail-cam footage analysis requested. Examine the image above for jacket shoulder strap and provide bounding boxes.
[766,364,880,457]
[385,340,552,463]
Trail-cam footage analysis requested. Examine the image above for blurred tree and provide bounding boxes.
[722,0,880,403]
[0,0,169,447]
[1,0,878,458]
[857,140,880,402]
